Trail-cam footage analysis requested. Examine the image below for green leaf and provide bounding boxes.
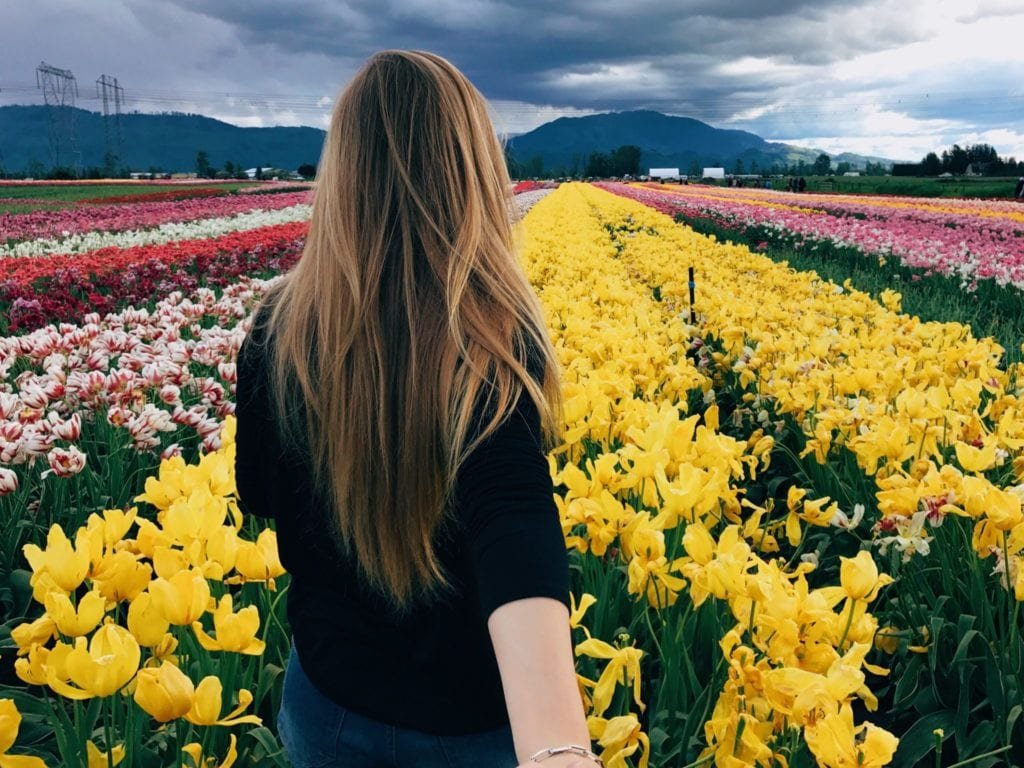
[893,710,955,766]
[1006,704,1023,745]
[963,720,997,755]
[893,654,923,710]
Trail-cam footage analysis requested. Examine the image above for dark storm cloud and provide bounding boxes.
[160,0,922,110]
[3,0,1023,157]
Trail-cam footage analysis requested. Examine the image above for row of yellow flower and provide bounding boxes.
[519,184,900,766]
[577,183,1024,598]
[6,419,284,767]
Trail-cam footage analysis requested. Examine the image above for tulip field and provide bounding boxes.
[1,180,1023,767]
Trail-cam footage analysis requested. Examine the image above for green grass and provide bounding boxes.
[698,175,1023,198]
[0,181,267,214]
[676,214,1024,365]
[0,181,261,202]
[808,175,1021,198]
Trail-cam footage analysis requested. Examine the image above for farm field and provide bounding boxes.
[1,180,1023,767]
[0,180,310,215]
[613,181,1024,365]
[696,176,1023,199]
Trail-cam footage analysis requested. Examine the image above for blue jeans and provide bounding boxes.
[278,646,519,768]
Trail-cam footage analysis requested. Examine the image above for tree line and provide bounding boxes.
[893,143,1023,177]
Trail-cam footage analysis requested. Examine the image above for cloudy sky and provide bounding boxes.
[2,0,1023,161]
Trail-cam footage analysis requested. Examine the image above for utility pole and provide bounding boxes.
[36,61,80,175]
[96,74,125,171]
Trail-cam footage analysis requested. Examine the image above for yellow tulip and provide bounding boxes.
[955,440,998,473]
[839,551,893,602]
[150,570,211,626]
[161,487,230,547]
[232,530,285,588]
[203,525,240,580]
[86,740,125,768]
[587,714,650,768]
[184,677,262,727]
[569,593,597,631]
[22,524,91,594]
[804,703,899,767]
[127,592,171,647]
[152,545,191,580]
[91,550,152,603]
[0,698,48,768]
[192,594,266,655]
[14,644,52,686]
[10,616,56,654]
[574,638,644,717]
[85,507,138,551]
[47,624,140,700]
[44,589,107,637]
[134,661,195,722]
[182,734,237,768]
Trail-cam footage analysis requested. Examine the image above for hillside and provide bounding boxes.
[0,105,890,176]
[0,105,326,173]
[506,110,890,175]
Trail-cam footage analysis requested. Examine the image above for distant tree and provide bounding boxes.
[864,161,887,176]
[196,150,212,178]
[224,160,236,177]
[749,159,759,175]
[812,153,831,176]
[297,163,317,179]
[569,153,583,178]
[941,145,969,174]
[527,155,544,178]
[585,152,612,178]
[836,161,852,175]
[27,160,46,179]
[920,152,942,175]
[733,158,745,175]
[255,166,264,180]
[610,145,642,177]
[688,160,702,178]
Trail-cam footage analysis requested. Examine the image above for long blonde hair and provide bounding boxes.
[259,50,562,610]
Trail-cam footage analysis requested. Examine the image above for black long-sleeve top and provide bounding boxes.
[233,310,570,735]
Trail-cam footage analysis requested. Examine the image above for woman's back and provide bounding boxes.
[236,305,569,735]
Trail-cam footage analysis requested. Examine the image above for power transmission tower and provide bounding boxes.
[96,74,125,171]
[36,61,80,175]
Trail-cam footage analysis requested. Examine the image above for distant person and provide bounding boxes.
[1015,176,1024,199]
[798,176,807,193]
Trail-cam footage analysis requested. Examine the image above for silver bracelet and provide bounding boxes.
[529,745,604,766]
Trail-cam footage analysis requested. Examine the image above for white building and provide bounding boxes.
[649,167,681,180]
[702,167,725,179]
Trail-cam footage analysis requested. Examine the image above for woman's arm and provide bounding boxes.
[488,597,598,768]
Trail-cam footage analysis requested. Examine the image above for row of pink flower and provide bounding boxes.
[0,189,312,243]
[695,183,1024,217]
[603,183,1024,291]
[0,278,275,492]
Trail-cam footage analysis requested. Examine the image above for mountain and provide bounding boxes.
[506,110,890,175]
[0,104,890,176]
[0,105,326,173]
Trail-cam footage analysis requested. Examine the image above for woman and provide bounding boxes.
[234,51,601,768]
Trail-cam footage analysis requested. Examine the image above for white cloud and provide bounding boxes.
[488,100,599,136]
